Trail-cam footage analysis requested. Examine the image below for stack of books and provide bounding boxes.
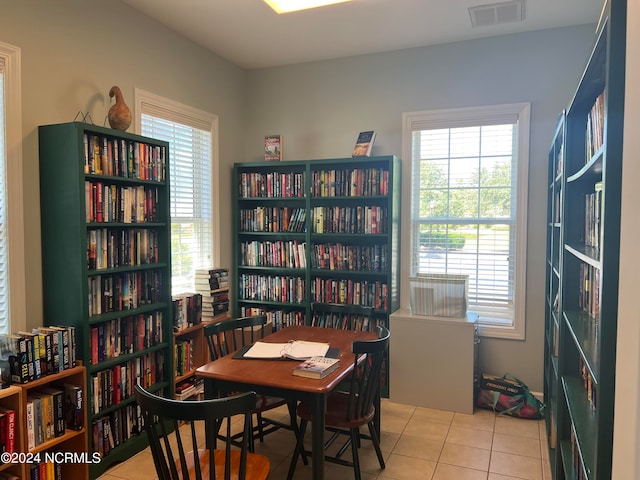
[0,326,77,386]
[194,268,230,322]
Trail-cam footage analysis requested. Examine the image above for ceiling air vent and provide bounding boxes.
[469,0,525,28]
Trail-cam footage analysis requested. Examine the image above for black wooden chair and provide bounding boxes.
[204,315,299,453]
[286,325,390,480]
[134,385,270,480]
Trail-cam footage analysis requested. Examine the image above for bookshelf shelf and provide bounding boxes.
[38,122,174,479]
[544,2,626,478]
[18,365,88,478]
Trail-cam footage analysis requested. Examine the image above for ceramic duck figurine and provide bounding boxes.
[108,86,132,131]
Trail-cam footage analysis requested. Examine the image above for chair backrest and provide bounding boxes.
[134,384,258,480]
[346,325,390,421]
[204,315,268,361]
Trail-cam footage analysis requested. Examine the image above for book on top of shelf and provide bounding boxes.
[264,135,282,162]
[352,131,376,157]
[292,356,339,379]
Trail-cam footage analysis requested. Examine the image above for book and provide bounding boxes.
[25,400,35,450]
[242,340,330,360]
[292,356,340,379]
[64,383,84,431]
[352,130,376,157]
[264,135,282,161]
[0,407,16,453]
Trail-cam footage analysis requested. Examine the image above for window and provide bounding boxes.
[402,103,530,339]
[0,41,26,334]
[135,90,219,295]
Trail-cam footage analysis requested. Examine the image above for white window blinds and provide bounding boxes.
[407,104,529,338]
[139,99,216,295]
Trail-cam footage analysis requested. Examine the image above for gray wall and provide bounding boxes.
[1,0,596,392]
[243,25,597,391]
[0,0,246,330]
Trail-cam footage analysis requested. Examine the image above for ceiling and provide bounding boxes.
[119,0,603,70]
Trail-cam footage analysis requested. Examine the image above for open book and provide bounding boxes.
[242,340,330,360]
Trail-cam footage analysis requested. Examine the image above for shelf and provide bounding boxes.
[562,376,596,478]
[234,156,400,397]
[39,122,173,479]
[564,310,600,383]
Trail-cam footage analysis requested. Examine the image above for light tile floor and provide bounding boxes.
[98,399,552,480]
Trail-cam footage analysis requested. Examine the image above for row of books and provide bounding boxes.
[310,168,389,198]
[310,312,385,332]
[83,133,166,182]
[238,274,306,304]
[87,270,163,317]
[585,92,605,163]
[89,312,164,364]
[25,462,61,480]
[0,326,76,385]
[240,240,307,269]
[90,350,165,415]
[579,356,597,410]
[87,228,160,270]
[239,207,307,233]
[570,422,589,480]
[91,403,143,460]
[311,205,388,234]
[311,278,389,310]
[26,383,83,451]
[555,142,563,179]
[310,243,387,272]
[238,171,306,198]
[238,307,306,331]
[172,293,202,331]
[578,262,600,321]
[85,181,160,224]
[584,183,602,250]
[174,338,194,377]
[553,189,561,224]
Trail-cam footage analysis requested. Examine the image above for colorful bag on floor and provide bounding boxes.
[476,373,544,419]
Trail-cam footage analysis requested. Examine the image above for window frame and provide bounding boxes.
[0,41,26,334]
[401,103,530,339]
[134,89,220,294]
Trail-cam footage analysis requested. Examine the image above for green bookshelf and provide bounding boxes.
[38,122,173,478]
[544,1,627,478]
[233,156,401,394]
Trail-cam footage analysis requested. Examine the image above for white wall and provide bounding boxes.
[244,25,597,391]
[0,0,247,330]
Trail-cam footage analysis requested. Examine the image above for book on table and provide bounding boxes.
[241,340,330,360]
[292,356,340,379]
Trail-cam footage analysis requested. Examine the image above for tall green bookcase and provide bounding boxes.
[544,0,627,478]
[38,122,174,478]
[544,110,564,472]
[233,156,401,392]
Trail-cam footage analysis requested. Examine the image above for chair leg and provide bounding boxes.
[287,419,308,480]
[255,412,265,443]
[349,428,362,480]
[248,415,256,453]
[287,401,308,466]
[367,421,385,469]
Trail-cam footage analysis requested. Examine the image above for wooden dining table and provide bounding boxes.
[196,324,378,480]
